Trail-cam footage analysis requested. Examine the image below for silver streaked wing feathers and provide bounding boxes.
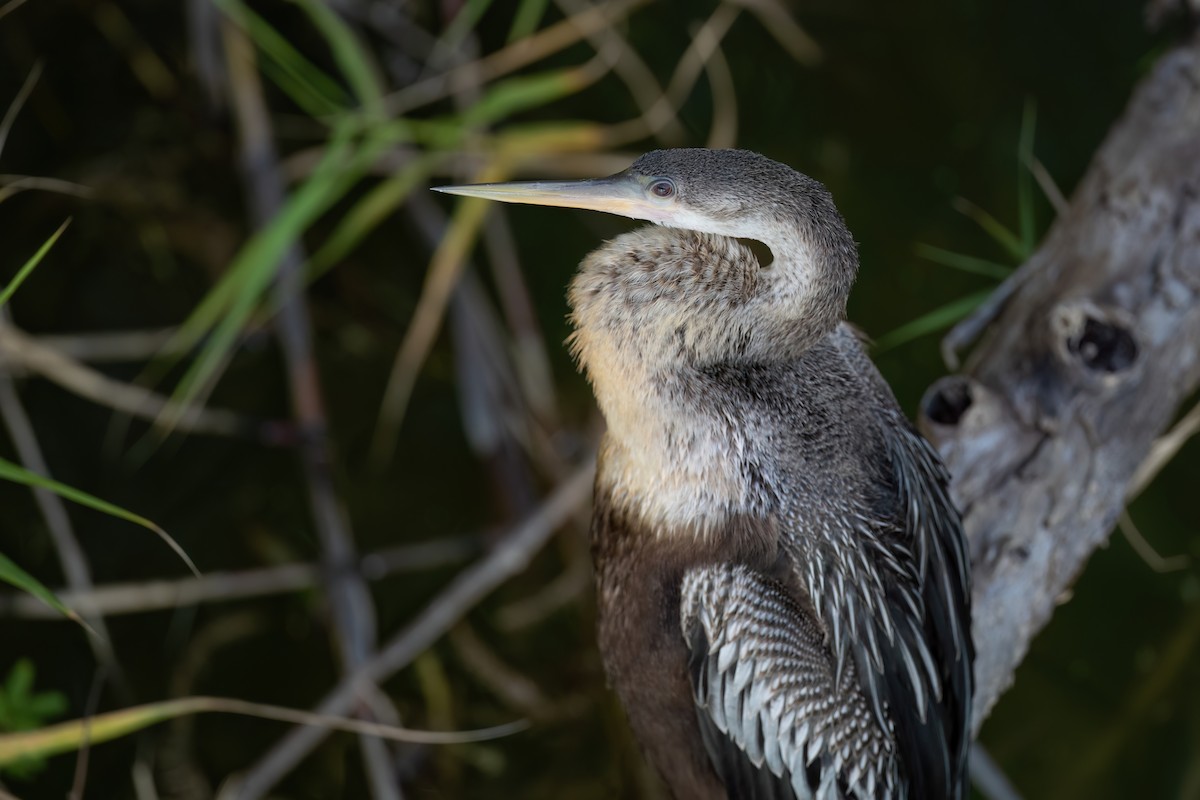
[681,564,900,800]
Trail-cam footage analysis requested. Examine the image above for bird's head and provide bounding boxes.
[435,149,858,369]
[437,149,851,255]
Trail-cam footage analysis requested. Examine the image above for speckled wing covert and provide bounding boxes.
[682,564,900,799]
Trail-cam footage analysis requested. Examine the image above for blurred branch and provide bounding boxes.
[0,348,123,680]
[0,60,41,160]
[553,0,684,144]
[728,0,821,65]
[0,536,479,619]
[0,0,29,23]
[602,2,741,146]
[0,320,265,439]
[919,33,1200,730]
[449,623,587,723]
[91,1,178,100]
[479,205,560,428]
[1129,396,1200,496]
[220,16,400,799]
[0,59,127,698]
[969,744,1024,800]
[380,0,650,115]
[1028,157,1068,217]
[1052,601,1200,798]
[29,328,176,363]
[1116,510,1189,573]
[368,160,504,468]
[698,12,739,149]
[227,457,595,800]
[0,175,95,205]
[495,546,590,631]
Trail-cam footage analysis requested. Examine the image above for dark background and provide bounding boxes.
[0,0,1197,797]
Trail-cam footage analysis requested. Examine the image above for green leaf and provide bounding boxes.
[161,125,358,407]
[0,552,76,624]
[216,0,348,117]
[0,219,69,309]
[952,197,1026,262]
[460,69,590,129]
[0,660,67,778]
[307,154,440,280]
[4,659,32,701]
[508,0,550,42]
[291,0,385,121]
[914,243,1013,280]
[439,0,496,54]
[0,457,198,577]
[0,696,527,767]
[873,288,994,353]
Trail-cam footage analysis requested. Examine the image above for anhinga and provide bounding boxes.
[436,149,973,800]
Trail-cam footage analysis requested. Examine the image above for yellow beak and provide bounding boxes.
[433,173,667,222]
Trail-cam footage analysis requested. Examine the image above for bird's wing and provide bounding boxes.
[826,327,973,798]
[681,563,899,800]
[881,417,974,799]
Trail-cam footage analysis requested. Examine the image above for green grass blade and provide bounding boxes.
[0,698,200,765]
[0,219,69,309]
[307,154,440,280]
[1018,97,1037,256]
[460,69,592,129]
[0,551,77,624]
[256,56,343,120]
[873,288,995,353]
[914,243,1013,280]
[0,457,198,578]
[952,197,1026,262]
[291,0,384,120]
[440,0,495,54]
[165,119,401,420]
[0,696,527,766]
[217,0,349,117]
[160,126,356,398]
[508,0,550,42]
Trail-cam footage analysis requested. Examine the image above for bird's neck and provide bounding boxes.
[750,219,855,358]
[584,347,769,537]
[568,223,855,535]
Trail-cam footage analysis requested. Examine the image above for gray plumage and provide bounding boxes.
[434,149,974,800]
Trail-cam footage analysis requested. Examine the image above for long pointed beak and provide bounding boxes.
[433,173,664,222]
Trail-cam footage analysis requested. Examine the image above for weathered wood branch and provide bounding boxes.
[918,32,1200,731]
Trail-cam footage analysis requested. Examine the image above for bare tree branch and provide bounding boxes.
[0,536,478,619]
[918,32,1200,729]
[220,17,400,798]
[225,458,595,800]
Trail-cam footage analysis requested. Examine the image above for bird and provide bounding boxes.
[435,148,973,800]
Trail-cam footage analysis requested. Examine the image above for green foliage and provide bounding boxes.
[877,97,1041,352]
[0,659,67,778]
[873,288,995,352]
[507,0,550,42]
[217,1,348,116]
[0,552,76,626]
[1,217,193,624]
[912,243,1012,280]
[0,219,68,310]
[0,458,198,579]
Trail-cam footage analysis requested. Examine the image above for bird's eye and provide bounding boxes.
[648,178,676,198]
